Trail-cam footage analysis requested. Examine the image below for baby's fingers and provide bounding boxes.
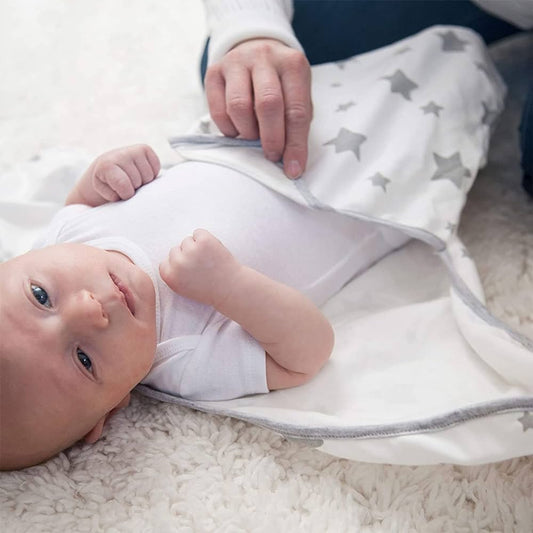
[121,160,142,190]
[95,165,135,200]
[180,235,196,253]
[159,253,177,289]
[134,145,160,185]
[159,246,188,295]
[92,180,120,202]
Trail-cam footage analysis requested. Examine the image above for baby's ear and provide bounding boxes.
[82,393,131,444]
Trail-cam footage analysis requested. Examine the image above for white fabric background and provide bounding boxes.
[0,1,532,531]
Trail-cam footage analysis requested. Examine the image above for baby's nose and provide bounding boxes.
[68,290,109,330]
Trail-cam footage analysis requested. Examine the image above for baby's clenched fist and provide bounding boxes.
[89,144,160,202]
[159,229,241,307]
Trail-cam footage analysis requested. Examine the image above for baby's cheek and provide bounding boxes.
[137,326,157,375]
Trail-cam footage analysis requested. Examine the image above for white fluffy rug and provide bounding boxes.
[1,1,532,531]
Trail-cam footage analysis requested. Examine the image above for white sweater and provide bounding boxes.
[203,0,532,66]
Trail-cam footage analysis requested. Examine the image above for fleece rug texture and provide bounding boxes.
[0,1,532,531]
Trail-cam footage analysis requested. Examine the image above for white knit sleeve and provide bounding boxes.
[471,0,533,29]
[203,0,304,67]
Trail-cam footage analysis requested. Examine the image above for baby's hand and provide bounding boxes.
[159,229,241,307]
[88,144,160,202]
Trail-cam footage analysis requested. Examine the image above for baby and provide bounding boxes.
[0,144,406,470]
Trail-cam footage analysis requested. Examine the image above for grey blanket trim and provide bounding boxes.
[135,385,533,440]
[439,250,533,352]
[169,135,262,150]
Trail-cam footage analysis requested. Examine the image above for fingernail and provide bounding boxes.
[287,160,302,179]
[266,152,280,162]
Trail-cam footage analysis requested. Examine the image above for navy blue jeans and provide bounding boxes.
[201,0,532,196]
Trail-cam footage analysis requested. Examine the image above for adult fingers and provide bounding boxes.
[279,53,312,179]
[224,64,259,140]
[252,62,285,162]
[205,65,239,137]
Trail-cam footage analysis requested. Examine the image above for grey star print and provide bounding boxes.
[382,70,418,101]
[431,152,471,188]
[438,30,469,52]
[446,222,457,233]
[324,128,367,160]
[336,101,356,112]
[481,102,499,127]
[368,173,390,192]
[421,101,443,117]
[476,61,501,88]
[518,412,533,431]
[476,61,491,79]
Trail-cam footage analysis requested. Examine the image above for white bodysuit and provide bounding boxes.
[35,161,407,400]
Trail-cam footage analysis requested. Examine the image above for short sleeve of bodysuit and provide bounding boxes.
[142,317,268,401]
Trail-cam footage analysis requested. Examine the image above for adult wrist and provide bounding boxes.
[204,0,303,67]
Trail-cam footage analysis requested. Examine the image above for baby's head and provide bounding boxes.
[0,243,157,470]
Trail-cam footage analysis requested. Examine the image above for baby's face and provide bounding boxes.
[0,243,157,463]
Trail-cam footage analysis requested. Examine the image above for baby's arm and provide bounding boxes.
[65,145,160,207]
[159,229,334,390]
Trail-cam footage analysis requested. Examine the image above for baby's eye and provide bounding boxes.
[31,284,51,308]
[77,348,93,374]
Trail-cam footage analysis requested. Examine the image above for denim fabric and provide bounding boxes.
[520,81,533,194]
[291,0,518,64]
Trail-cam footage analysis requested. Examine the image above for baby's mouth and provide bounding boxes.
[110,273,136,316]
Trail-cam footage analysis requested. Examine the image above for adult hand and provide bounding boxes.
[205,38,312,179]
